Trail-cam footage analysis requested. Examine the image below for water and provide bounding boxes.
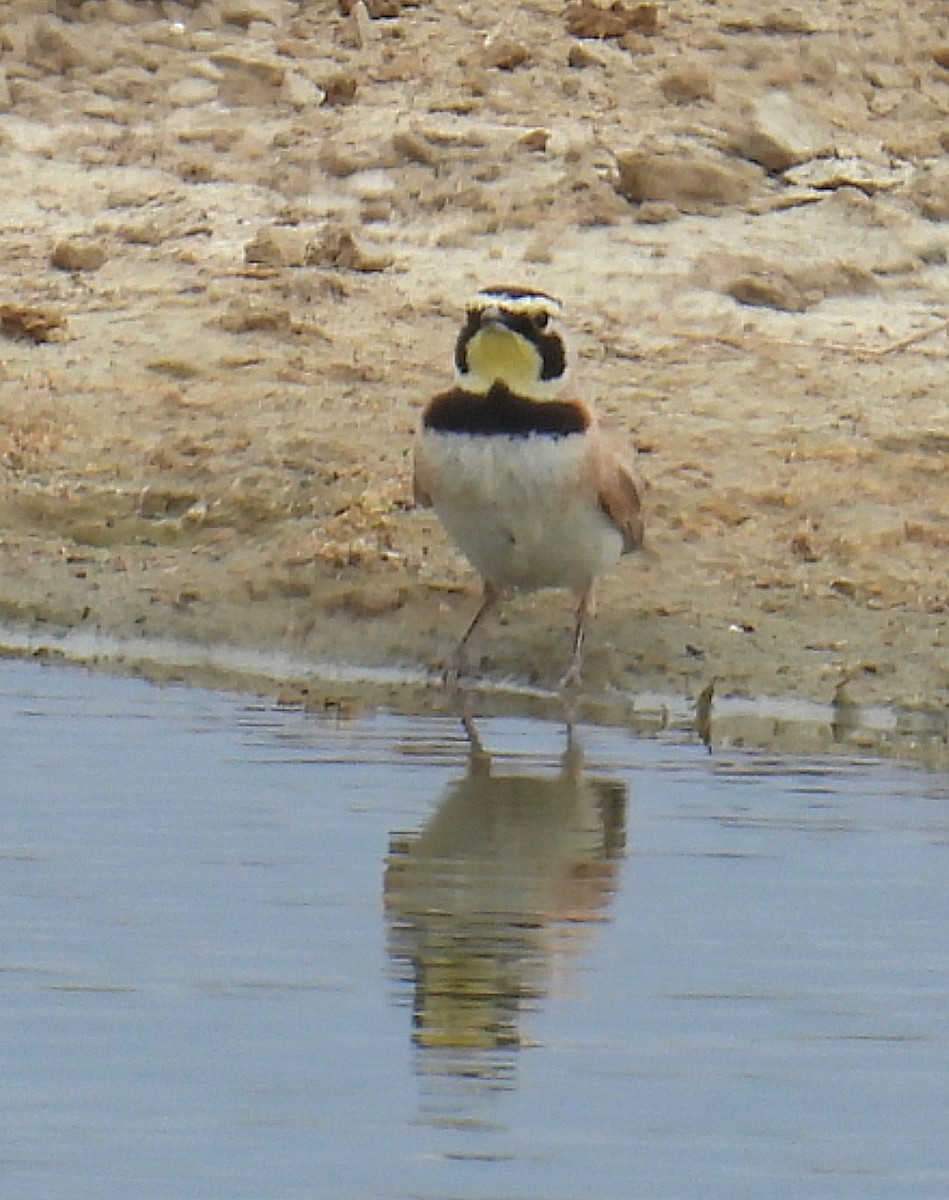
[3,658,949,1200]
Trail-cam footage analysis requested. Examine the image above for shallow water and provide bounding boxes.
[3,659,949,1200]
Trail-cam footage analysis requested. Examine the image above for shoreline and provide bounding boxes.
[3,620,946,770]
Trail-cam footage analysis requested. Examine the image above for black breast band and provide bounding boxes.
[422,383,590,437]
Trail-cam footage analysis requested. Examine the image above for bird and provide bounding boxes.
[413,284,644,689]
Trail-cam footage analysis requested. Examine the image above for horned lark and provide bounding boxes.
[413,284,644,687]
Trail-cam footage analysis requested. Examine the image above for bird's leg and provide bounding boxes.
[559,583,596,692]
[445,580,504,687]
[457,704,492,778]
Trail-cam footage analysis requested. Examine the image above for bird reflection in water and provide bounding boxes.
[384,714,628,1084]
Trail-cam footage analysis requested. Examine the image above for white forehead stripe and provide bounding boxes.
[470,289,563,318]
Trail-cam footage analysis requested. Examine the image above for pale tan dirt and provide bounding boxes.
[0,0,947,737]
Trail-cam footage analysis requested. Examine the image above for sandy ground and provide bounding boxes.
[0,0,947,748]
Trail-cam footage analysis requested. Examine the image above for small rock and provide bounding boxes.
[619,31,654,54]
[106,186,160,210]
[221,0,289,26]
[721,8,816,34]
[211,50,286,104]
[659,63,715,103]
[307,224,393,272]
[320,73,358,106]
[26,16,102,74]
[116,220,167,246]
[347,0,377,48]
[392,127,441,166]
[735,92,833,173]
[244,226,311,267]
[50,238,108,272]
[711,253,878,311]
[567,41,604,68]
[100,0,151,22]
[634,200,679,223]
[219,303,293,334]
[0,303,67,343]
[726,272,812,312]
[283,70,325,109]
[520,128,550,152]
[360,198,393,224]
[566,0,659,39]
[933,45,949,71]
[863,61,913,89]
[84,93,123,119]
[784,156,914,195]
[615,147,763,211]
[339,0,402,14]
[480,37,533,71]
[166,77,219,106]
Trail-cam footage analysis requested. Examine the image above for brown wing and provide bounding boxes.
[591,424,645,553]
[411,428,433,508]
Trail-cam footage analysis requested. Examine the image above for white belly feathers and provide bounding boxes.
[416,429,624,592]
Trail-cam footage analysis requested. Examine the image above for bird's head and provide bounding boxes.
[454,285,568,400]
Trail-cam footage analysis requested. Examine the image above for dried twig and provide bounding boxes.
[662,318,949,360]
[857,316,949,360]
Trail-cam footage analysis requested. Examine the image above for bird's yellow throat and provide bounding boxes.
[465,324,541,395]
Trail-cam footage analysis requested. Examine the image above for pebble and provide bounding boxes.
[221,0,290,27]
[211,50,286,103]
[308,224,393,272]
[633,200,680,223]
[391,127,441,166]
[50,238,108,272]
[321,73,358,106]
[243,226,311,267]
[784,156,914,195]
[614,146,763,211]
[566,41,604,69]
[0,303,68,343]
[27,16,103,74]
[167,77,220,106]
[565,0,658,38]
[480,38,533,71]
[348,1,377,49]
[283,70,325,110]
[82,94,118,119]
[735,91,833,173]
[99,0,151,23]
[659,63,714,103]
[726,272,812,312]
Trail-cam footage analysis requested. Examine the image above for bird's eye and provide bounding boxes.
[532,311,549,330]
